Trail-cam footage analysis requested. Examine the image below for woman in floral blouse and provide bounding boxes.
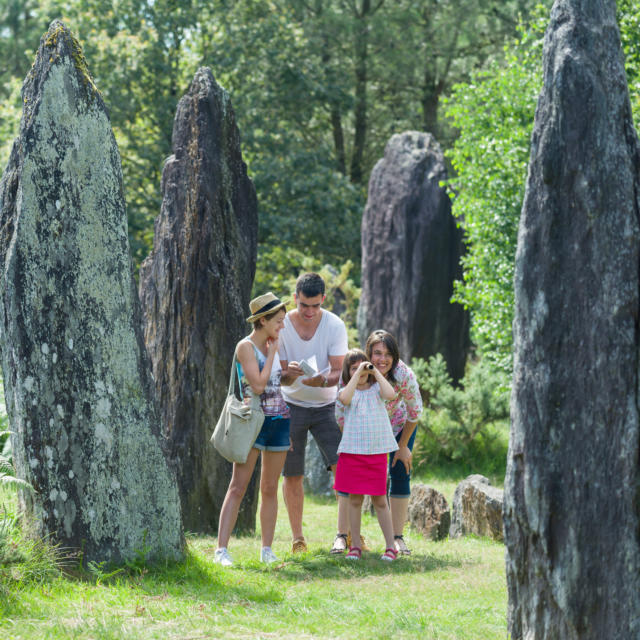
[364,330,422,555]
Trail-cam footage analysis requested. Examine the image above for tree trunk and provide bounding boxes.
[349,0,371,184]
[505,1,640,637]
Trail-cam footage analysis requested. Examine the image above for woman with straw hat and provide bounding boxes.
[214,293,290,567]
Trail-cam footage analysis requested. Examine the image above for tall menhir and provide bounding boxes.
[139,68,258,533]
[504,1,640,637]
[0,21,183,563]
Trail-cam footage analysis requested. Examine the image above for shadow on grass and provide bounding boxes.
[237,548,463,582]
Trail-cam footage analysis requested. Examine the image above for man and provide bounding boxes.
[279,272,348,552]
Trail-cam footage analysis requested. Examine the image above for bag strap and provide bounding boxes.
[227,350,239,397]
[228,341,263,408]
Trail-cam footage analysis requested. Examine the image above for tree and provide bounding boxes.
[444,2,640,375]
[444,11,546,373]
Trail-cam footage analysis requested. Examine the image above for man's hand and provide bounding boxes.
[286,361,304,377]
[301,373,326,387]
[391,445,412,474]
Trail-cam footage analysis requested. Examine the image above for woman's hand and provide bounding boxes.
[391,445,412,474]
[266,336,279,356]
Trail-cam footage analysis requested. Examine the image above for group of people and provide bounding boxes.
[214,272,422,566]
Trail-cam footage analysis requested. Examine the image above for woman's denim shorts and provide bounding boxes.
[253,415,290,452]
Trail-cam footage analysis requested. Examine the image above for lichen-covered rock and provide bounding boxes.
[357,131,469,381]
[408,483,450,541]
[505,2,640,637]
[0,21,183,563]
[139,68,258,533]
[450,475,502,541]
[303,438,334,497]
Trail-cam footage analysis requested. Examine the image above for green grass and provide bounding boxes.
[0,478,507,640]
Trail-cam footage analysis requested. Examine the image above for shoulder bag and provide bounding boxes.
[211,349,264,464]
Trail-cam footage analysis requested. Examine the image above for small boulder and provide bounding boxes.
[408,484,450,541]
[450,474,503,541]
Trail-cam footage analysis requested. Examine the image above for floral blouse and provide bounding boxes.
[335,359,422,437]
[385,360,422,436]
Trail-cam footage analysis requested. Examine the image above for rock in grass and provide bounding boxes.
[505,1,640,637]
[450,475,502,542]
[357,131,469,382]
[408,483,450,541]
[0,21,183,563]
[139,68,258,533]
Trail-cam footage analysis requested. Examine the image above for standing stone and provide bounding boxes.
[449,475,502,542]
[0,22,183,563]
[303,438,334,497]
[357,131,469,381]
[139,68,258,533]
[408,483,450,541]
[504,2,640,638]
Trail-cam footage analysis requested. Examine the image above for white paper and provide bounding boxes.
[299,356,330,379]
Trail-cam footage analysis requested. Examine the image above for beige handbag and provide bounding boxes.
[211,351,264,464]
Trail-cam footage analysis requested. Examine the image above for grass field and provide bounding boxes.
[1,473,507,640]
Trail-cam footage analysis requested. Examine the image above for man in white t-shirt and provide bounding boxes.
[279,272,348,553]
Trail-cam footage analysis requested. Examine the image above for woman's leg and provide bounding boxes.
[389,429,417,537]
[371,494,395,550]
[390,497,409,536]
[217,447,261,549]
[259,450,288,547]
[348,494,364,547]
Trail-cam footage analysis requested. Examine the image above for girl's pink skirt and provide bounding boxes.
[333,452,388,495]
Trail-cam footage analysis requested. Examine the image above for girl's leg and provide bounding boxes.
[217,448,261,549]
[371,494,395,550]
[259,450,288,548]
[348,494,364,548]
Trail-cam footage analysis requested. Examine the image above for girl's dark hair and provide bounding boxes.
[253,306,286,330]
[341,348,374,385]
[365,330,400,383]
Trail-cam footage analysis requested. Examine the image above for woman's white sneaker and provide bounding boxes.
[260,546,279,564]
[214,547,233,566]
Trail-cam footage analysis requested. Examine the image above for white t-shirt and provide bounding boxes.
[279,309,348,408]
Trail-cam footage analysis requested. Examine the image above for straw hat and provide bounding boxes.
[246,292,286,322]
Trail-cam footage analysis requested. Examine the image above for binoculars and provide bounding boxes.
[365,363,374,370]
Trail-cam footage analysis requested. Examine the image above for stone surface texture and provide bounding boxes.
[407,483,450,541]
[449,475,502,541]
[139,67,258,533]
[504,1,640,638]
[357,131,469,381]
[0,22,183,562]
[303,437,333,497]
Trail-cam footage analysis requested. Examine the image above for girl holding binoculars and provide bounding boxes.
[333,348,399,561]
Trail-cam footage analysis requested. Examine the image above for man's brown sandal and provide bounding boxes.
[292,537,308,553]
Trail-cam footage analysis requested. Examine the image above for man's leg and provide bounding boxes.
[282,404,310,549]
[282,474,305,541]
[309,404,343,549]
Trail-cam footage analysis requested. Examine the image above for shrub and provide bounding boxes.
[412,354,510,475]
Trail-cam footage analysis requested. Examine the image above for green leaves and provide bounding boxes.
[443,13,546,374]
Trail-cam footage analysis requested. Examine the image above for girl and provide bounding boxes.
[365,330,423,556]
[215,292,290,566]
[334,349,399,561]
